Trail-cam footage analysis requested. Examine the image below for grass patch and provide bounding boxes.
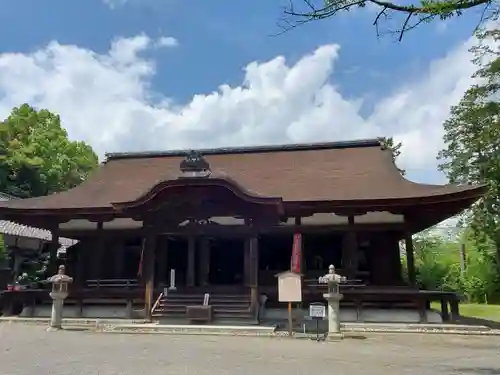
[431,302,500,322]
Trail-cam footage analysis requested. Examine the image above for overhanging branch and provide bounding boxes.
[280,0,493,40]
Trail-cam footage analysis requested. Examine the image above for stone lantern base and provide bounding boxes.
[325,332,344,341]
[323,292,344,340]
[48,291,69,331]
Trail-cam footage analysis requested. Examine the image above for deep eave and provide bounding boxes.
[0,184,485,217]
[0,138,487,231]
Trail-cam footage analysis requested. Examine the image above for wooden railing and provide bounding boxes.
[1,282,462,324]
[85,279,139,289]
[151,292,163,314]
[258,270,370,286]
[258,284,462,323]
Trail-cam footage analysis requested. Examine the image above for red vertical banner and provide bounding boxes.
[290,233,302,273]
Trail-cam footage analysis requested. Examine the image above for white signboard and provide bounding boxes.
[277,272,302,302]
[309,304,326,318]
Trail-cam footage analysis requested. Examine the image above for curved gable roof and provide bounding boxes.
[0,139,485,214]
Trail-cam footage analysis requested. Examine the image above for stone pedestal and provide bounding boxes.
[318,265,347,341]
[48,291,68,330]
[323,292,344,340]
[47,265,73,331]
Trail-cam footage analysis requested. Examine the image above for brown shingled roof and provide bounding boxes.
[0,139,485,213]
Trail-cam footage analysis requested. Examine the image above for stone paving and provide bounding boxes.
[0,324,499,375]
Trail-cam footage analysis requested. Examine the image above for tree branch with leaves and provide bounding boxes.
[279,0,497,40]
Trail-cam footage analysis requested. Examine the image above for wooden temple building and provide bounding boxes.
[0,139,485,324]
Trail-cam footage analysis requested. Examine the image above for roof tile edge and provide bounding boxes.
[104,138,382,162]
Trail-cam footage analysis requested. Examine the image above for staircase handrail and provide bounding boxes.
[151,292,163,314]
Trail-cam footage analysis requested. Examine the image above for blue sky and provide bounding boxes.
[0,0,487,183]
[0,0,477,101]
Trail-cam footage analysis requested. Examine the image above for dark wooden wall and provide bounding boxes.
[66,228,406,288]
[369,231,404,285]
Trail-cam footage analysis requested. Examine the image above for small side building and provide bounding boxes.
[0,192,76,290]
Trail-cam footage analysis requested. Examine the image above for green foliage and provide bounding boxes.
[0,104,98,198]
[0,234,6,261]
[412,233,458,290]
[412,229,500,303]
[16,252,48,285]
[438,28,500,274]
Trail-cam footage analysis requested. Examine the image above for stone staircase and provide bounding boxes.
[152,292,258,324]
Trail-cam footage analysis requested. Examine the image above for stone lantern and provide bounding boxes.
[47,265,73,331]
[318,264,346,339]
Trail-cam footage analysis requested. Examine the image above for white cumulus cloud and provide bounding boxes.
[0,33,478,182]
[156,36,178,48]
[102,0,128,9]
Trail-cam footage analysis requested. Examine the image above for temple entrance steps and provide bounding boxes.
[152,292,258,324]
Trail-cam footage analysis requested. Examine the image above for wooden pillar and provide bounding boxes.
[142,229,157,321]
[243,238,250,285]
[95,222,105,279]
[48,222,60,275]
[187,236,196,287]
[405,231,416,287]
[84,222,104,280]
[199,237,210,287]
[88,247,99,279]
[341,234,350,277]
[114,243,125,279]
[450,299,460,322]
[389,233,404,285]
[249,236,259,311]
[75,246,85,287]
[342,215,358,280]
[440,299,450,322]
[157,236,168,287]
[370,233,402,286]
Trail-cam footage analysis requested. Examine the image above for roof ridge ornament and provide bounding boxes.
[180,150,211,178]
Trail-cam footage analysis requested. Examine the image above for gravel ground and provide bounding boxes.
[0,324,499,375]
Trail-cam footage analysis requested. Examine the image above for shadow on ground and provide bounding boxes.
[452,368,500,375]
[62,327,91,332]
[459,316,500,329]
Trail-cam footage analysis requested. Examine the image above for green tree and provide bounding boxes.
[0,104,98,198]
[407,228,500,302]
[280,0,496,40]
[411,232,455,289]
[438,29,500,274]
[458,228,500,302]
